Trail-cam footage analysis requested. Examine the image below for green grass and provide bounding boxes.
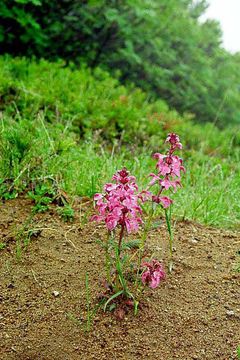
[237,345,240,359]
[0,117,239,228]
[0,57,239,229]
[174,154,240,227]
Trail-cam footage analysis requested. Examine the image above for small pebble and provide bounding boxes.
[226,310,235,316]
[190,238,198,244]
[52,291,60,297]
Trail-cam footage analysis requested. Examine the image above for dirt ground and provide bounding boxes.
[0,198,239,360]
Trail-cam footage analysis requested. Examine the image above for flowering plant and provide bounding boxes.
[90,133,184,317]
[92,168,146,313]
[148,133,185,271]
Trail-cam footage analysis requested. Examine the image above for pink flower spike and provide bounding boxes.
[148,133,184,206]
[91,168,143,234]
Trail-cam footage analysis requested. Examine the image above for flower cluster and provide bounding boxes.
[91,168,143,233]
[141,260,165,289]
[149,133,185,208]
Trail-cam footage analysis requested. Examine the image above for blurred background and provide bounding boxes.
[0,0,239,227]
[0,0,240,127]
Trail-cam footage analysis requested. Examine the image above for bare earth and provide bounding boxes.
[0,198,239,360]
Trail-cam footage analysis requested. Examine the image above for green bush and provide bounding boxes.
[1,56,239,152]
[0,1,240,127]
[0,56,178,144]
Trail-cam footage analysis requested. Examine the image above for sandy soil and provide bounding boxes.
[0,198,239,360]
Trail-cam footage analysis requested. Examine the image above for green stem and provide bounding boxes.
[105,232,111,284]
[141,203,155,248]
[135,204,155,288]
[118,223,125,255]
[115,242,134,301]
[113,224,125,292]
[164,204,174,272]
[115,244,127,293]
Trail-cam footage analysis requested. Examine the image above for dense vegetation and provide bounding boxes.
[0,57,239,228]
[0,0,240,127]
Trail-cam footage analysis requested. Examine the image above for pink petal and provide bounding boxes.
[90,215,103,222]
[149,275,160,289]
[94,193,103,201]
[153,153,164,160]
[141,270,151,284]
[149,173,160,186]
[159,196,173,208]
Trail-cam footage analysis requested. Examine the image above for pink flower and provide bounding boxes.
[141,260,165,289]
[138,190,152,202]
[152,195,173,208]
[148,133,185,208]
[153,154,184,179]
[160,178,172,190]
[92,168,143,233]
[149,173,161,186]
[105,212,119,231]
[125,217,142,233]
[104,183,118,193]
[159,196,173,208]
[160,178,181,192]
[171,155,185,177]
[156,159,171,176]
[166,133,182,150]
[94,193,103,201]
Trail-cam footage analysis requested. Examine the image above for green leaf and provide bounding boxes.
[103,290,124,312]
[0,243,6,250]
[237,346,240,359]
[15,0,42,5]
